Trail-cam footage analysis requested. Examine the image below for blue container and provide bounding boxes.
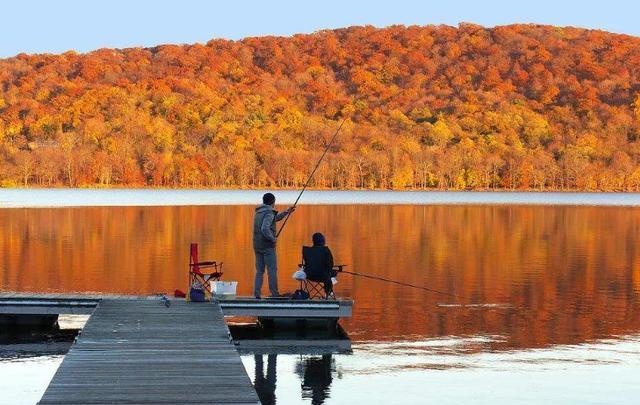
[189,288,206,302]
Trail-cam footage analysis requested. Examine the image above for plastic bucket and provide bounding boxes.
[211,281,238,300]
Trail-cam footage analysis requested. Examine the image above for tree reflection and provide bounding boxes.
[1,205,639,349]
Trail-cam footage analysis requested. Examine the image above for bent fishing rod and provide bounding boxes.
[340,269,463,300]
[276,115,350,237]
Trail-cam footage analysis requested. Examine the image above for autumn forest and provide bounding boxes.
[1,23,640,190]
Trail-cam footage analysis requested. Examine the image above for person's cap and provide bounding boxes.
[263,192,276,205]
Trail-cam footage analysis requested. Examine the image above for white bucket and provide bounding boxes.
[211,281,238,300]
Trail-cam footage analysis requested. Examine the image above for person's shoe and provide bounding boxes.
[254,296,261,299]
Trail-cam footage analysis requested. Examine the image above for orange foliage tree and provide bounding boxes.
[1,24,640,190]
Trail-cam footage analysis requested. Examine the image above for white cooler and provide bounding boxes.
[210,281,238,300]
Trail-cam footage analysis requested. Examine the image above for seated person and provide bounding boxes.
[303,233,338,296]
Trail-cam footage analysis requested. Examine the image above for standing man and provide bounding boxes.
[253,192,295,298]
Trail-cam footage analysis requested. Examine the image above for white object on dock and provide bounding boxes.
[211,281,238,299]
[292,269,307,280]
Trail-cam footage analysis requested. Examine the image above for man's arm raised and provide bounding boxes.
[275,206,295,221]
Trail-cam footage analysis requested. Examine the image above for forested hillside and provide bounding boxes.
[1,24,640,190]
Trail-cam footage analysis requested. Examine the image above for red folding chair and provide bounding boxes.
[188,243,223,300]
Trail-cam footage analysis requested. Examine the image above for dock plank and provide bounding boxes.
[39,299,259,404]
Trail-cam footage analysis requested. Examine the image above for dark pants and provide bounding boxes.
[254,248,278,297]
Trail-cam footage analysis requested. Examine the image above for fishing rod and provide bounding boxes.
[340,269,463,299]
[276,115,350,237]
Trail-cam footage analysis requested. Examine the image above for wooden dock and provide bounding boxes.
[38,299,260,404]
[0,294,353,319]
[219,298,352,318]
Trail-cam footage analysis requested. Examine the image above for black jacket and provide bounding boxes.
[302,246,334,281]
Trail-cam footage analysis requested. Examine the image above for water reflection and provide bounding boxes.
[2,203,640,404]
[254,354,278,405]
[0,315,85,403]
[241,333,640,404]
[2,205,638,349]
[0,352,64,404]
[251,353,337,405]
[297,355,334,405]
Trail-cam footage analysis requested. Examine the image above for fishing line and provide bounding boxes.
[342,270,514,308]
[340,269,463,299]
[276,114,350,237]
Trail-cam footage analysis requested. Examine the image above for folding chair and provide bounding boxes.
[300,273,327,299]
[300,246,344,300]
[188,243,223,300]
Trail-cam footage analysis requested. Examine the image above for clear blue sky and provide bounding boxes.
[1,0,638,58]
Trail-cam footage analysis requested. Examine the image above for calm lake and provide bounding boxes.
[1,190,640,404]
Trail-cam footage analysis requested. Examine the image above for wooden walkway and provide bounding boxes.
[39,299,259,404]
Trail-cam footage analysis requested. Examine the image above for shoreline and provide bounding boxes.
[2,185,640,193]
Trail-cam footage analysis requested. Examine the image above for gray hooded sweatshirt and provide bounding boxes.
[253,204,289,251]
